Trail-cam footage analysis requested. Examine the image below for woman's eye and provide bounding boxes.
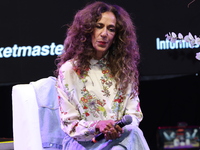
[96,24,103,29]
[109,28,115,32]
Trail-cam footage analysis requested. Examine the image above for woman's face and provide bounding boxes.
[92,11,116,59]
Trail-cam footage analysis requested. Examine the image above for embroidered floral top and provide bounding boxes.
[56,57,143,141]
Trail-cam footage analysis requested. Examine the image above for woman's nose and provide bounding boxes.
[100,28,108,37]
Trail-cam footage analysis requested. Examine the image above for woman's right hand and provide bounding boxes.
[95,120,123,140]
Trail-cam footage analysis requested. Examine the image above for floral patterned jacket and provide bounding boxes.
[56,57,143,141]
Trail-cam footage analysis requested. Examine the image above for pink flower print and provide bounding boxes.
[73,67,81,76]
[61,111,68,115]
[87,95,93,99]
[102,69,109,74]
[82,87,87,92]
[85,67,90,71]
[101,79,106,84]
[83,105,88,109]
[81,97,88,103]
[119,95,123,99]
[114,99,123,103]
[97,100,106,107]
[85,112,90,117]
[97,100,102,106]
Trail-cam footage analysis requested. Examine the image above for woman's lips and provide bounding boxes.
[98,41,107,46]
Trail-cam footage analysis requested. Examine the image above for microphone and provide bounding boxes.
[91,115,132,143]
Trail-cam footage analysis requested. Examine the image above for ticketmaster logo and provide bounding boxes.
[0,42,63,58]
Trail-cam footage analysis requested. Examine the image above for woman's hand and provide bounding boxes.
[95,120,123,140]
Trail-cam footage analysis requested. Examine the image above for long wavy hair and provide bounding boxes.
[55,1,140,95]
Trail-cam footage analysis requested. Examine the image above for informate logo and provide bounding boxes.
[156,38,200,50]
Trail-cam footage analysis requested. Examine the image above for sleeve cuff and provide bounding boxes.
[88,120,100,135]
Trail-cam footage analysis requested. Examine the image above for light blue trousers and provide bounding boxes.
[62,125,150,150]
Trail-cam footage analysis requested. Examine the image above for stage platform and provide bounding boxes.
[0,138,14,150]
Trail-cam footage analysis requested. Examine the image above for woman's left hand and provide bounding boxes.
[104,124,123,140]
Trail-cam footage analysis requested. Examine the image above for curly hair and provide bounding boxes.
[55,1,140,95]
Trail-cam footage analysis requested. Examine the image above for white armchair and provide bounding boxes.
[12,77,65,150]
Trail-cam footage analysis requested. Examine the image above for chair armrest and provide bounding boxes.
[12,84,44,150]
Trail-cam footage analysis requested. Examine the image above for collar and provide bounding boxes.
[90,54,108,66]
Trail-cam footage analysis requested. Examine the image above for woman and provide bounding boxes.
[55,1,149,150]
